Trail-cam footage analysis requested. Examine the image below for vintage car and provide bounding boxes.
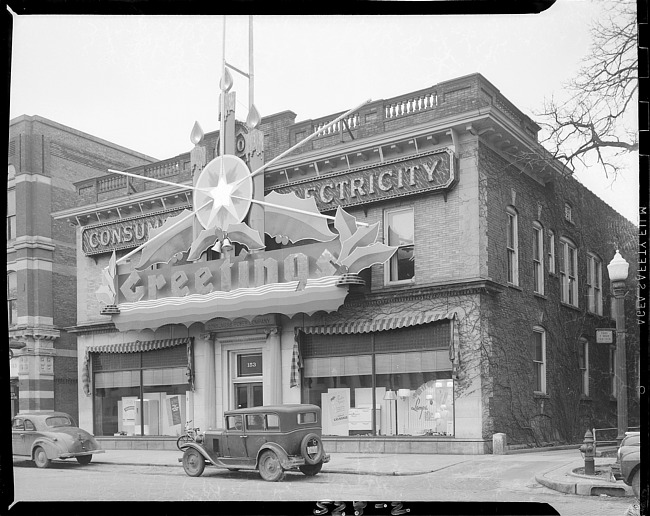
[11,411,104,468]
[179,404,329,481]
[611,431,641,498]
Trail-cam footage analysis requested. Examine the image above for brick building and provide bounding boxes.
[52,74,639,453]
[8,115,156,419]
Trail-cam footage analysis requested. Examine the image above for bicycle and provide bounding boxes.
[176,420,201,450]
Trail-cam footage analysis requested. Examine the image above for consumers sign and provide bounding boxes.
[268,149,456,211]
[82,208,187,256]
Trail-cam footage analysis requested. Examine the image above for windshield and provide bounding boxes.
[45,416,73,427]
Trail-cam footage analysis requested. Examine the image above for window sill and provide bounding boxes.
[507,283,522,291]
[533,293,547,300]
[579,396,593,402]
[385,279,416,287]
[533,392,550,399]
[560,302,581,312]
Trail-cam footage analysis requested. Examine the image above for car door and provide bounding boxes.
[223,415,248,460]
[12,417,27,456]
[243,413,266,458]
[22,419,38,453]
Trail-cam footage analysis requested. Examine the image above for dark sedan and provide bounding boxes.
[12,412,104,468]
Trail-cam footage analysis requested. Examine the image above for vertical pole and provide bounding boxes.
[371,333,376,436]
[219,15,226,160]
[139,353,144,437]
[249,15,254,110]
[613,281,628,446]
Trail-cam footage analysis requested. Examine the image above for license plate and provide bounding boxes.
[307,446,318,454]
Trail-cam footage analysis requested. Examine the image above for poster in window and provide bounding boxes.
[168,395,182,426]
[322,388,349,436]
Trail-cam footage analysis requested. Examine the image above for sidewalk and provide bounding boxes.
[90,445,634,497]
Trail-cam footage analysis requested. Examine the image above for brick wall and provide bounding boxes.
[478,142,639,443]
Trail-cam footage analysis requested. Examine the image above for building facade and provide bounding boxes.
[8,115,156,419]
[52,74,640,453]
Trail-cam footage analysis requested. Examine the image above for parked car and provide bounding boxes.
[611,431,640,498]
[11,412,104,468]
[179,404,329,481]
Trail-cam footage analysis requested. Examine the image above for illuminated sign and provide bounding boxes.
[268,149,455,211]
[117,241,337,304]
[82,207,188,256]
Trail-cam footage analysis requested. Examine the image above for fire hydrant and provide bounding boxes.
[579,430,595,475]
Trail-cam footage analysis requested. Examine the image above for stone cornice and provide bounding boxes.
[346,279,504,308]
[65,321,118,335]
[9,325,60,341]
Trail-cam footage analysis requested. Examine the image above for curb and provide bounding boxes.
[535,469,633,497]
[96,458,439,477]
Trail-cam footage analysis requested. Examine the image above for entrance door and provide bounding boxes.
[235,383,263,409]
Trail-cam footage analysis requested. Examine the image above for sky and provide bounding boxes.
[8,1,640,223]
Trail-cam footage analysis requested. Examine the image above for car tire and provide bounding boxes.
[299,461,323,476]
[76,455,92,466]
[300,433,324,465]
[33,446,51,469]
[182,448,205,477]
[632,468,640,499]
[258,450,285,482]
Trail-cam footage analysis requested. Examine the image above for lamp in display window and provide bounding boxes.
[397,389,411,435]
[383,390,397,436]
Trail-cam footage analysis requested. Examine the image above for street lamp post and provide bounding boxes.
[607,250,629,447]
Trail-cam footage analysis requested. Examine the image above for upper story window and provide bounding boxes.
[384,207,414,284]
[531,327,547,394]
[564,203,573,223]
[559,238,578,307]
[533,222,544,294]
[578,338,589,396]
[7,188,16,242]
[506,207,519,286]
[586,254,603,315]
[548,230,556,274]
[7,271,17,326]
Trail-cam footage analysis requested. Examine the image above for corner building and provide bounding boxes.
[54,74,640,453]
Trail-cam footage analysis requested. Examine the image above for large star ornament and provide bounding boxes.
[194,155,253,231]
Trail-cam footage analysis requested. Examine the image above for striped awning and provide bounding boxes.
[82,337,193,397]
[300,310,458,335]
[85,337,191,355]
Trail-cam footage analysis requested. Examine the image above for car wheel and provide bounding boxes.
[299,462,323,476]
[182,448,205,477]
[33,446,51,469]
[258,450,285,482]
[76,455,92,466]
[300,433,324,465]
[632,469,640,499]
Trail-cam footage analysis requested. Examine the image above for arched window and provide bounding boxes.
[559,237,578,307]
[578,338,589,396]
[531,326,546,394]
[7,271,17,326]
[586,253,603,315]
[533,222,544,294]
[506,207,519,285]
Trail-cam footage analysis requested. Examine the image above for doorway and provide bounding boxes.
[235,382,263,409]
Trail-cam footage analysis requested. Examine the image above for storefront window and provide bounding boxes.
[301,323,455,437]
[92,346,189,437]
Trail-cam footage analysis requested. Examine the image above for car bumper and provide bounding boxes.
[282,453,331,470]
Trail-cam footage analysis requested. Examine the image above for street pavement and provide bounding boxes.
[90,444,636,498]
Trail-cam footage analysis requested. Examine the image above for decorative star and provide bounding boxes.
[205,164,241,229]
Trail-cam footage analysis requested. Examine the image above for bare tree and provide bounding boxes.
[536,0,638,178]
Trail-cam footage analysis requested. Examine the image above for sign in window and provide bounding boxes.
[238,353,262,377]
